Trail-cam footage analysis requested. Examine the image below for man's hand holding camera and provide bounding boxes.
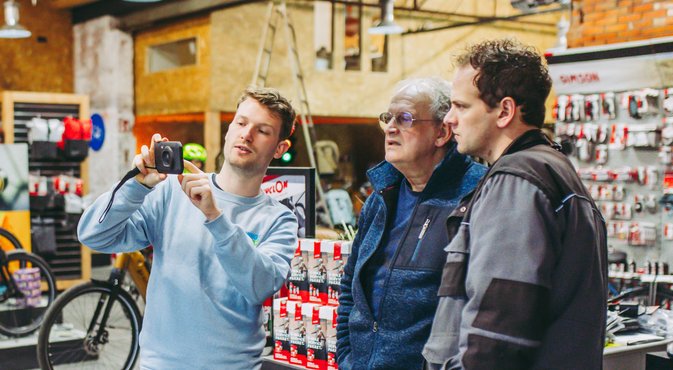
[180,161,221,221]
[134,133,169,188]
[134,133,221,221]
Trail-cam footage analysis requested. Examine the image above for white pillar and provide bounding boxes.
[74,16,135,198]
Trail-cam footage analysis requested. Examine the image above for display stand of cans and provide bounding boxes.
[272,239,351,370]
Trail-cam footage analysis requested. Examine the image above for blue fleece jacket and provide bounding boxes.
[336,143,486,370]
[78,175,297,370]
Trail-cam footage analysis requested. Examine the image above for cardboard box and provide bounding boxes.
[302,240,352,305]
[288,300,306,367]
[288,242,309,302]
[306,240,328,305]
[273,298,290,362]
[325,241,350,306]
[322,305,339,370]
[305,304,327,370]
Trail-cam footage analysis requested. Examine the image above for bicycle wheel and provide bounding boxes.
[0,227,24,250]
[37,281,142,370]
[0,250,56,337]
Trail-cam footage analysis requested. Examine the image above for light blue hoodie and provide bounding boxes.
[78,174,298,369]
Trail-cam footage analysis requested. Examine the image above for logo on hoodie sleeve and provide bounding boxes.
[246,232,260,246]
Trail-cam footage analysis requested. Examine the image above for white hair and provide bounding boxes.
[393,77,452,123]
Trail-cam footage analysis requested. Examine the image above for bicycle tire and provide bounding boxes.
[37,280,142,370]
[0,250,56,337]
[0,227,24,250]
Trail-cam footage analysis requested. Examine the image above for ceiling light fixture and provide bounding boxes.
[0,0,31,39]
[369,0,403,35]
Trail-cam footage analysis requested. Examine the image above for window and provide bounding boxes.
[314,2,334,71]
[344,4,361,71]
[369,16,388,72]
[148,37,197,73]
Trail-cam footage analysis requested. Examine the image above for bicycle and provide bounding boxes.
[0,226,57,337]
[37,249,150,369]
[0,226,24,251]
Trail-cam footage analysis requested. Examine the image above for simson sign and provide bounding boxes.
[546,36,673,94]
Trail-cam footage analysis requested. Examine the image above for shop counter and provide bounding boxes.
[604,338,672,370]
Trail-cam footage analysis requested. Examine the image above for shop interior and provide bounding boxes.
[1,0,673,369]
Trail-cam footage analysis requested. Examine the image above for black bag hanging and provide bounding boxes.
[63,140,89,161]
[31,217,58,256]
[31,141,59,160]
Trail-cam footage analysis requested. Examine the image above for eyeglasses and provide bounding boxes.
[378,111,435,130]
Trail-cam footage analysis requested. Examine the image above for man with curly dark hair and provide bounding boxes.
[422,39,607,370]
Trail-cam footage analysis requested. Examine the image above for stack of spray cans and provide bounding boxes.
[272,239,351,370]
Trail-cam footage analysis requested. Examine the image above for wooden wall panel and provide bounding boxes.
[0,3,73,93]
[133,121,205,154]
[134,16,210,116]
[209,2,561,118]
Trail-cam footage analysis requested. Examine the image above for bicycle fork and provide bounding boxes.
[86,269,125,353]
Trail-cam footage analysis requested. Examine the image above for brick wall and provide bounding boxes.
[568,0,673,47]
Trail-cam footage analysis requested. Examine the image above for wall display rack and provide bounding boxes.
[548,37,673,270]
[1,91,91,290]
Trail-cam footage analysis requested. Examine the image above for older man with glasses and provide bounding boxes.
[336,77,486,370]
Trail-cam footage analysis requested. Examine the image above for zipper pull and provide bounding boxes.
[373,321,378,332]
[418,218,431,240]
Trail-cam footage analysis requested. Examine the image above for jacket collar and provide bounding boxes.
[497,129,560,160]
[367,141,470,195]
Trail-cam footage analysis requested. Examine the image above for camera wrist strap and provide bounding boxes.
[98,167,142,223]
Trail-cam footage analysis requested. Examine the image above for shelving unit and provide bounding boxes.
[609,271,673,284]
[1,91,91,290]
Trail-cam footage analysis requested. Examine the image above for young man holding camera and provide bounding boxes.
[78,87,298,369]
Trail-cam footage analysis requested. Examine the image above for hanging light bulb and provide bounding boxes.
[0,0,31,39]
[369,0,403,35]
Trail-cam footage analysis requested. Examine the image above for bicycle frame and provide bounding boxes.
[86,251,149,354]
[0,249,20,301]
[111,251,149,301]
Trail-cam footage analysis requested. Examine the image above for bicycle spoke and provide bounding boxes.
[39,283,141,369]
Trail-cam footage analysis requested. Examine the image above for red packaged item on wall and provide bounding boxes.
[58,117,92,148]
[58,117,92,161]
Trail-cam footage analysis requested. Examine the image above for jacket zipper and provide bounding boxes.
[374,196,423,325]
[365,195,423,368]
[410,218,431,263]
[358,192,389,321]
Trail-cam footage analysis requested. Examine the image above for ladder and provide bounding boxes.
[252,0,333,228]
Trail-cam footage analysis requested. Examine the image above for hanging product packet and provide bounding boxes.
[59,117,92,161]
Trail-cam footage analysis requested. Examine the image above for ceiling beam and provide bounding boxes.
[402,4,565,35]
[302,0,555,27]
[118,0,266,32]
[48,0,98,9]
[72,0,181,24]
[70,0,558,33]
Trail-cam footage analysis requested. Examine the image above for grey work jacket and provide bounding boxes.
[423,130,608,370]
